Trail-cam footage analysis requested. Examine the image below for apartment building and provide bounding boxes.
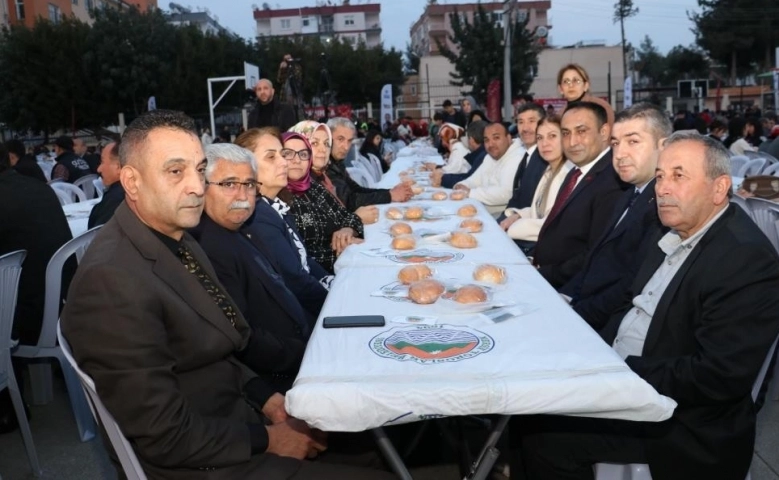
[253,2,382,48]
[5,0,157,28]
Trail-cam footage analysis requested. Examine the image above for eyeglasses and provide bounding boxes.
[280,148,311,162]
[206,180,258,194]
[561,78,584,87]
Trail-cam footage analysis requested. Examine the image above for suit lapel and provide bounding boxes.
[604,181,657,245]
[559,150,613,214]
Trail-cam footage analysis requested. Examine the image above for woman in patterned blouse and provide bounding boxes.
[281,123,364,273]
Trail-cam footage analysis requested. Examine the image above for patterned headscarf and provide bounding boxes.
[287,120,342,204]
[280,131,313,196]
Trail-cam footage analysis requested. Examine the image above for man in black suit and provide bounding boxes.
[247,78,297,132]
[516,132,779,480]
[532,101,627,288]
[191,143,314,394]
[88,141,125,229]
[50,135,91,183]
[6,139,46,182]
[560,103,671,329]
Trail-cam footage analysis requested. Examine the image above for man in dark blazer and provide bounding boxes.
[517,132,779,480]
[432,120,488,189]
[560,103,671,329]
[191,143,314,393]
[88,141,125,229]
[61,110,391,480]
[6,139,47,182]
[533,101,627,288]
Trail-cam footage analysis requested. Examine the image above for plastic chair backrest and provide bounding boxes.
[358,155,380,182]
[367,153,384,182]
[745,197,779,254]
[74,174,98,199]
[92,178,105,199]
[762,162,779,177]
[35,226,101,349]
[730,156,749,176]
[0,251,26,375]
[51,182,87,203]
[57,324,148,480]
[53,187,73,205]
[346,166,372,188]
[737,158,767,177]
[757,151,779,165]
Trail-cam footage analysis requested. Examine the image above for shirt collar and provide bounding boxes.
[658,205,728,256]
[574,147,610,178]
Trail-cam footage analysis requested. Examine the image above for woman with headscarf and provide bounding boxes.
[235,127,333,317]
[359,129,392,173]
[557,63,615,126]
[284,121,366,273]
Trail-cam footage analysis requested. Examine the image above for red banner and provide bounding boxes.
[487,80,501,122]
[303,104,353,120]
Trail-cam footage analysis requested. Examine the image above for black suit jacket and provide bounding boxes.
[533,150,628,288]
[13,155,47,182]
[560,180,663,329]
[326,159,391,211]
[440,145,487,189]
[191,214,313,393]
[242,198,329,318]
[87,183,125,229]
[505,148,547,213]
[600,205,779,480]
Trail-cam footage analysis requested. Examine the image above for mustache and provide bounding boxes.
[656,198,678,207]
[229,201,251,210]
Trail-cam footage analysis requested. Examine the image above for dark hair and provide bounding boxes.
[516,102,546,120]
[119,110,196,167]
[5,139,26,159]
[485,122,509,136]
[519,94,534,103]
[724,117,746,148]
[0,142,10,172]
[55,135,74,151]
[360,129,383,157]
[615,103,673,142]
[103,140,121,163]
[433,112,444,122]
[468,109,488,124]
[709,119,727,133]
[442,99,453,108]
[564,100,608,128]
[466,120,488,145]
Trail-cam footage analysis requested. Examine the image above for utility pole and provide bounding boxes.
[613,0,638,83]
[502,0,514,122]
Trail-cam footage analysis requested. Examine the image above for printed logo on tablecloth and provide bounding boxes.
[386,248,464,264]
[370,324,494,364]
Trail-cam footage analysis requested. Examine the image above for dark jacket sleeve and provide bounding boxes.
[343,173,391,210]
[321,182,365,238]
[275,102,297,132]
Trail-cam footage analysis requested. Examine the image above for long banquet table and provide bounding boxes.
[62,198,99,237]
[285,141,676,478]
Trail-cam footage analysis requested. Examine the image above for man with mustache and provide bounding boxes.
[516,132,779,480]
[61,110,391,479]
[559,103,670,330]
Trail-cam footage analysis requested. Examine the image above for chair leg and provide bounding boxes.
[27,363,53,405]
[8,364,42,476]
[58,357,96,442]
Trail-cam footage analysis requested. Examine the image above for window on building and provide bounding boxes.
[281,19,290,29]
[86,0,94,9]
[15,0,25,19]
[302,17,309,27]
[72,0,78,5]
[411,85,417,96]
[48,3,61,23]
[517,10,528,21]
[345,15,354,26]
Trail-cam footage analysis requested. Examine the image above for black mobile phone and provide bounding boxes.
[322,315,386,329]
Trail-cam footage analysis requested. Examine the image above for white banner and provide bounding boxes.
[380,84,393,125]
[623,77,633,108]
[773,71,779,112]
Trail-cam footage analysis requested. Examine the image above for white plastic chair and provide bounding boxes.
[0,250,42,477]
[346,166,373,188]
[761,162,779,176]
[74,174,98,199]
[13,226,102,442]
[366,153,385,182]
[51,182,87,203]
[53,187,73,206]
[746,197,779,254]
[756,151,779,165]
[358,155,381,183]
[730,156,749,177]
[92,177,105,199]
[594,336,779,480]
[58,323,148,480]
[737,158,767,178]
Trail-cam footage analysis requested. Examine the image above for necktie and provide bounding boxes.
[614,189,641,228]
[177,243,238,329]
[514,151,530,190]
[544,167,582,225]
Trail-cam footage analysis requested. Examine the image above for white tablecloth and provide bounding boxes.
[376,143,444,189]
[63,198,99,237]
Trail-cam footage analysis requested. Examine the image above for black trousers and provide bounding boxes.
[509,415,652,480]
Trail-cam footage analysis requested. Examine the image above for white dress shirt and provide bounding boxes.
[459,139,525,216]
[441,140,471,174]
[613,206,729,359]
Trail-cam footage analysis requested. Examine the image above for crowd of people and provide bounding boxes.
[0,60,778,480]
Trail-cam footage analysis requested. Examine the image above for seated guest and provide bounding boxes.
[325,117,413,212]
[50,135,91,183]
[453,122,525,217]
[359,129,391,173]
[532,101,627,289]
[707,118,727,143]
[725,117,758,155]
[235,127,333,316]
[88,141,125,229]
[516,132,779,480]
[280,125,365,273]
[441,99,466,128]
[61,109,390,479]
[437,123,469,174]
[6,139,46,182]
[191,143,313,393]
[500,115,573,248]
[431,120,488,189]
[560,103,670,329]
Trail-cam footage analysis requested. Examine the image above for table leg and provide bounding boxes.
[465,415,510,480]
[371,427,413,480]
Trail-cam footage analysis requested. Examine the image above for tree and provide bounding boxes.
[613,0,639,80]
[633,36,666,87]
[404,42,420,74]
[437,4,540,104]
[664,45,710,84]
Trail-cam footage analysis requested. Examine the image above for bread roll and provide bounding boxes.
[386,207,404,220]
[408,279,445,304]
[450,231,478,249]
[473,264,507,284]
[453,285,488,304]
[432,191,448,201]
[391,235,416,250]
[459,219,483,233]
[401,177,416,186]
[450,190,467,200]
[398,265,433,285]
[404,206,424,220]
[457,204,478,217]
[411,185,424,195]
[389,222,413,237]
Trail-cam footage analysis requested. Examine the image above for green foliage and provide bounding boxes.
[436,3,540,104]
[612,0,638,24]
[404,42,420,73]
[632,38,711,87]
[634,36,666,87]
